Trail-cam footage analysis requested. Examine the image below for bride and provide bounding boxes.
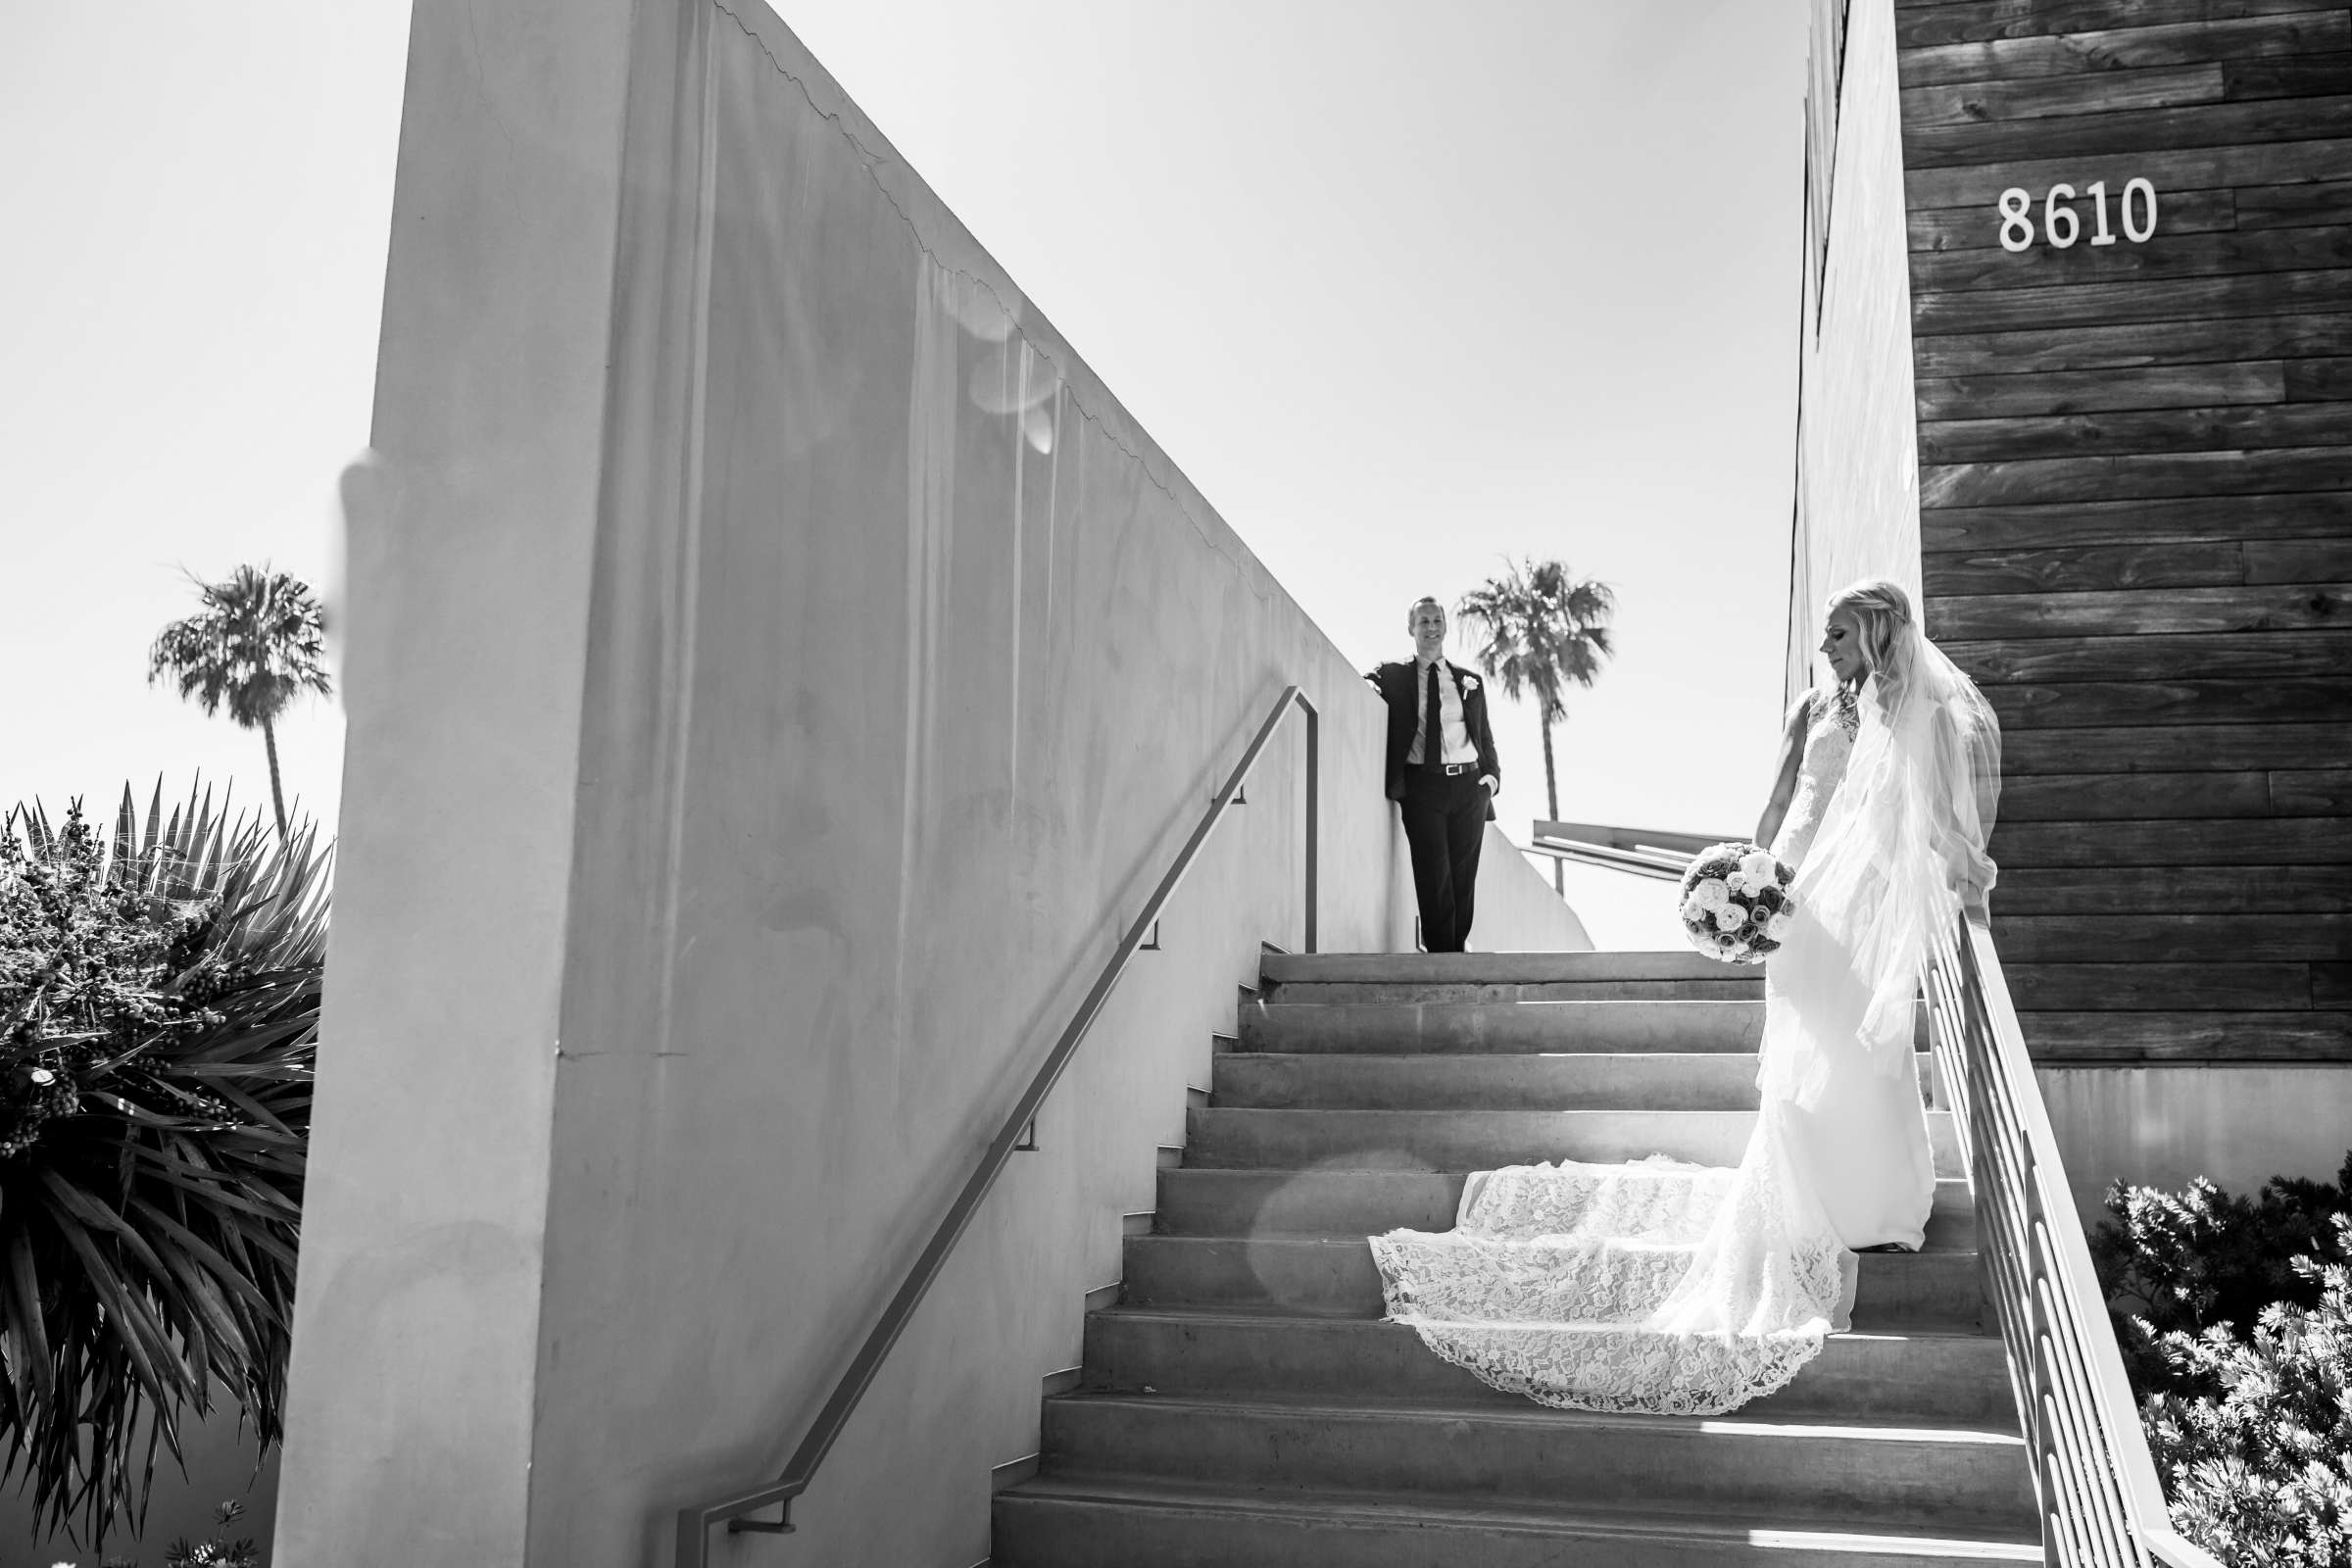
[1368,579,2001,1415]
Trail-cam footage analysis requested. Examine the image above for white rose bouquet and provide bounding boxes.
[1676,841,1798,965]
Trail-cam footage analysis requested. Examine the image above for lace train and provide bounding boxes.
[1369,1112,1861,1417]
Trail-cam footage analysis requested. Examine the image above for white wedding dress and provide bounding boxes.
[1760,687,1939,1255]
[1369,646,1997,1417]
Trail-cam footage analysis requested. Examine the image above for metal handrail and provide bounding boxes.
[1923,913,2222,1568]
[673,683,1319,1563]
[1532,818,1737,859]
[1527,836,1693,881]
[1525,821,1736,882]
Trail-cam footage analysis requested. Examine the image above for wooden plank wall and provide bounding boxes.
[1893,0,2352,1063]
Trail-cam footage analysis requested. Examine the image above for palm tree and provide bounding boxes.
[148,565,331,843]
[1456,559,1617,891]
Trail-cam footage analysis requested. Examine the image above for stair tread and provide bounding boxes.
[1049,1386,2025,1443]
[1094,1301,1999,1344]
[1210,1050,1936,1109]
[1240,998,1779,1054]
[1182,1105,1964,1180]
[1194,1104,1947,1118]
[1252,1000,1764,1019]
[1121,1236,1986,1333]
[1135,1229,1979,1253]
[1264,951,1746,983]
[1271,982,1772,1005]
[1001,1472,2045,1552]
[1157,1168,1971,1193]
[1256,997,1763,1007]
[1219,1050,1913,1058]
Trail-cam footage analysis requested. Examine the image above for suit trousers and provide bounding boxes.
[1400,769,1488,953]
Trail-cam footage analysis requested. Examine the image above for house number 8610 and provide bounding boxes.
[1997,178,2158,252]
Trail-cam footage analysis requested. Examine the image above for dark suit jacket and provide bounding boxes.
[1366,660,1500,822]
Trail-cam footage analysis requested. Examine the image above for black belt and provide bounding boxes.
[1424,762,1477,776]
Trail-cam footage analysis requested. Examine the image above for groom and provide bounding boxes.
[1368,597,1500,953]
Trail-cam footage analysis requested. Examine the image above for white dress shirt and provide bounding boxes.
[1408,657,1481,768]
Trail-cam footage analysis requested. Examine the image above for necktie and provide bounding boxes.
[1424,662,1444,773]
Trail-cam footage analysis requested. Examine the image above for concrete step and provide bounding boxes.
[1183,1106,1964,1177]
[1120,1235,1988,1332]
[1151,1168,1978,1249]
[1083,1307,2017,1427]
[1240,999,1765,1054]
[994,1477,2042,1568]
[1211,1052,1936,1111]
[1269,976,1769,1004]
[1035,1393,2036,1532]
[1263,951,1746,986]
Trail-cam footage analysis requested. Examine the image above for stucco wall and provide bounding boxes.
[1484,830,1593,954]
[2041,1066,2352,1231]
[1786,0,1922,701]
[273,0,631,1560]
[275,3,1581,1566]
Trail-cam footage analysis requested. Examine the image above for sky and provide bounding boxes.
[1,0,1810,949]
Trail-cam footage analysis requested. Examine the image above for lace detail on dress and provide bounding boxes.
[1368,1118,1859,1417]
[1458,1154,1728,1244]
[1770,685,1858,870]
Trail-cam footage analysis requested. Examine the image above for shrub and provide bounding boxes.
[2094,1162,2352,1566]
[2091,1152,2352,1399]
[2,784,326,1548]
[2139,1220,2352,1566]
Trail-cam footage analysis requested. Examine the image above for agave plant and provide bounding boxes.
[0,781,328,1548]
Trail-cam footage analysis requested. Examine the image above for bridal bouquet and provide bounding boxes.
[1678,842,1796,964]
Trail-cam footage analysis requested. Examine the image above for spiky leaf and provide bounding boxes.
[0,784,326,1547]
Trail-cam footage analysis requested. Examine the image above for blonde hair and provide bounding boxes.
[1825,578,1914,686]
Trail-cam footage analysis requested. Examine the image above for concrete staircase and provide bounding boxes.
[992,951,2039,1566]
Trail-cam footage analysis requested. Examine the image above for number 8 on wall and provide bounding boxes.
[1997,178,2158,253]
